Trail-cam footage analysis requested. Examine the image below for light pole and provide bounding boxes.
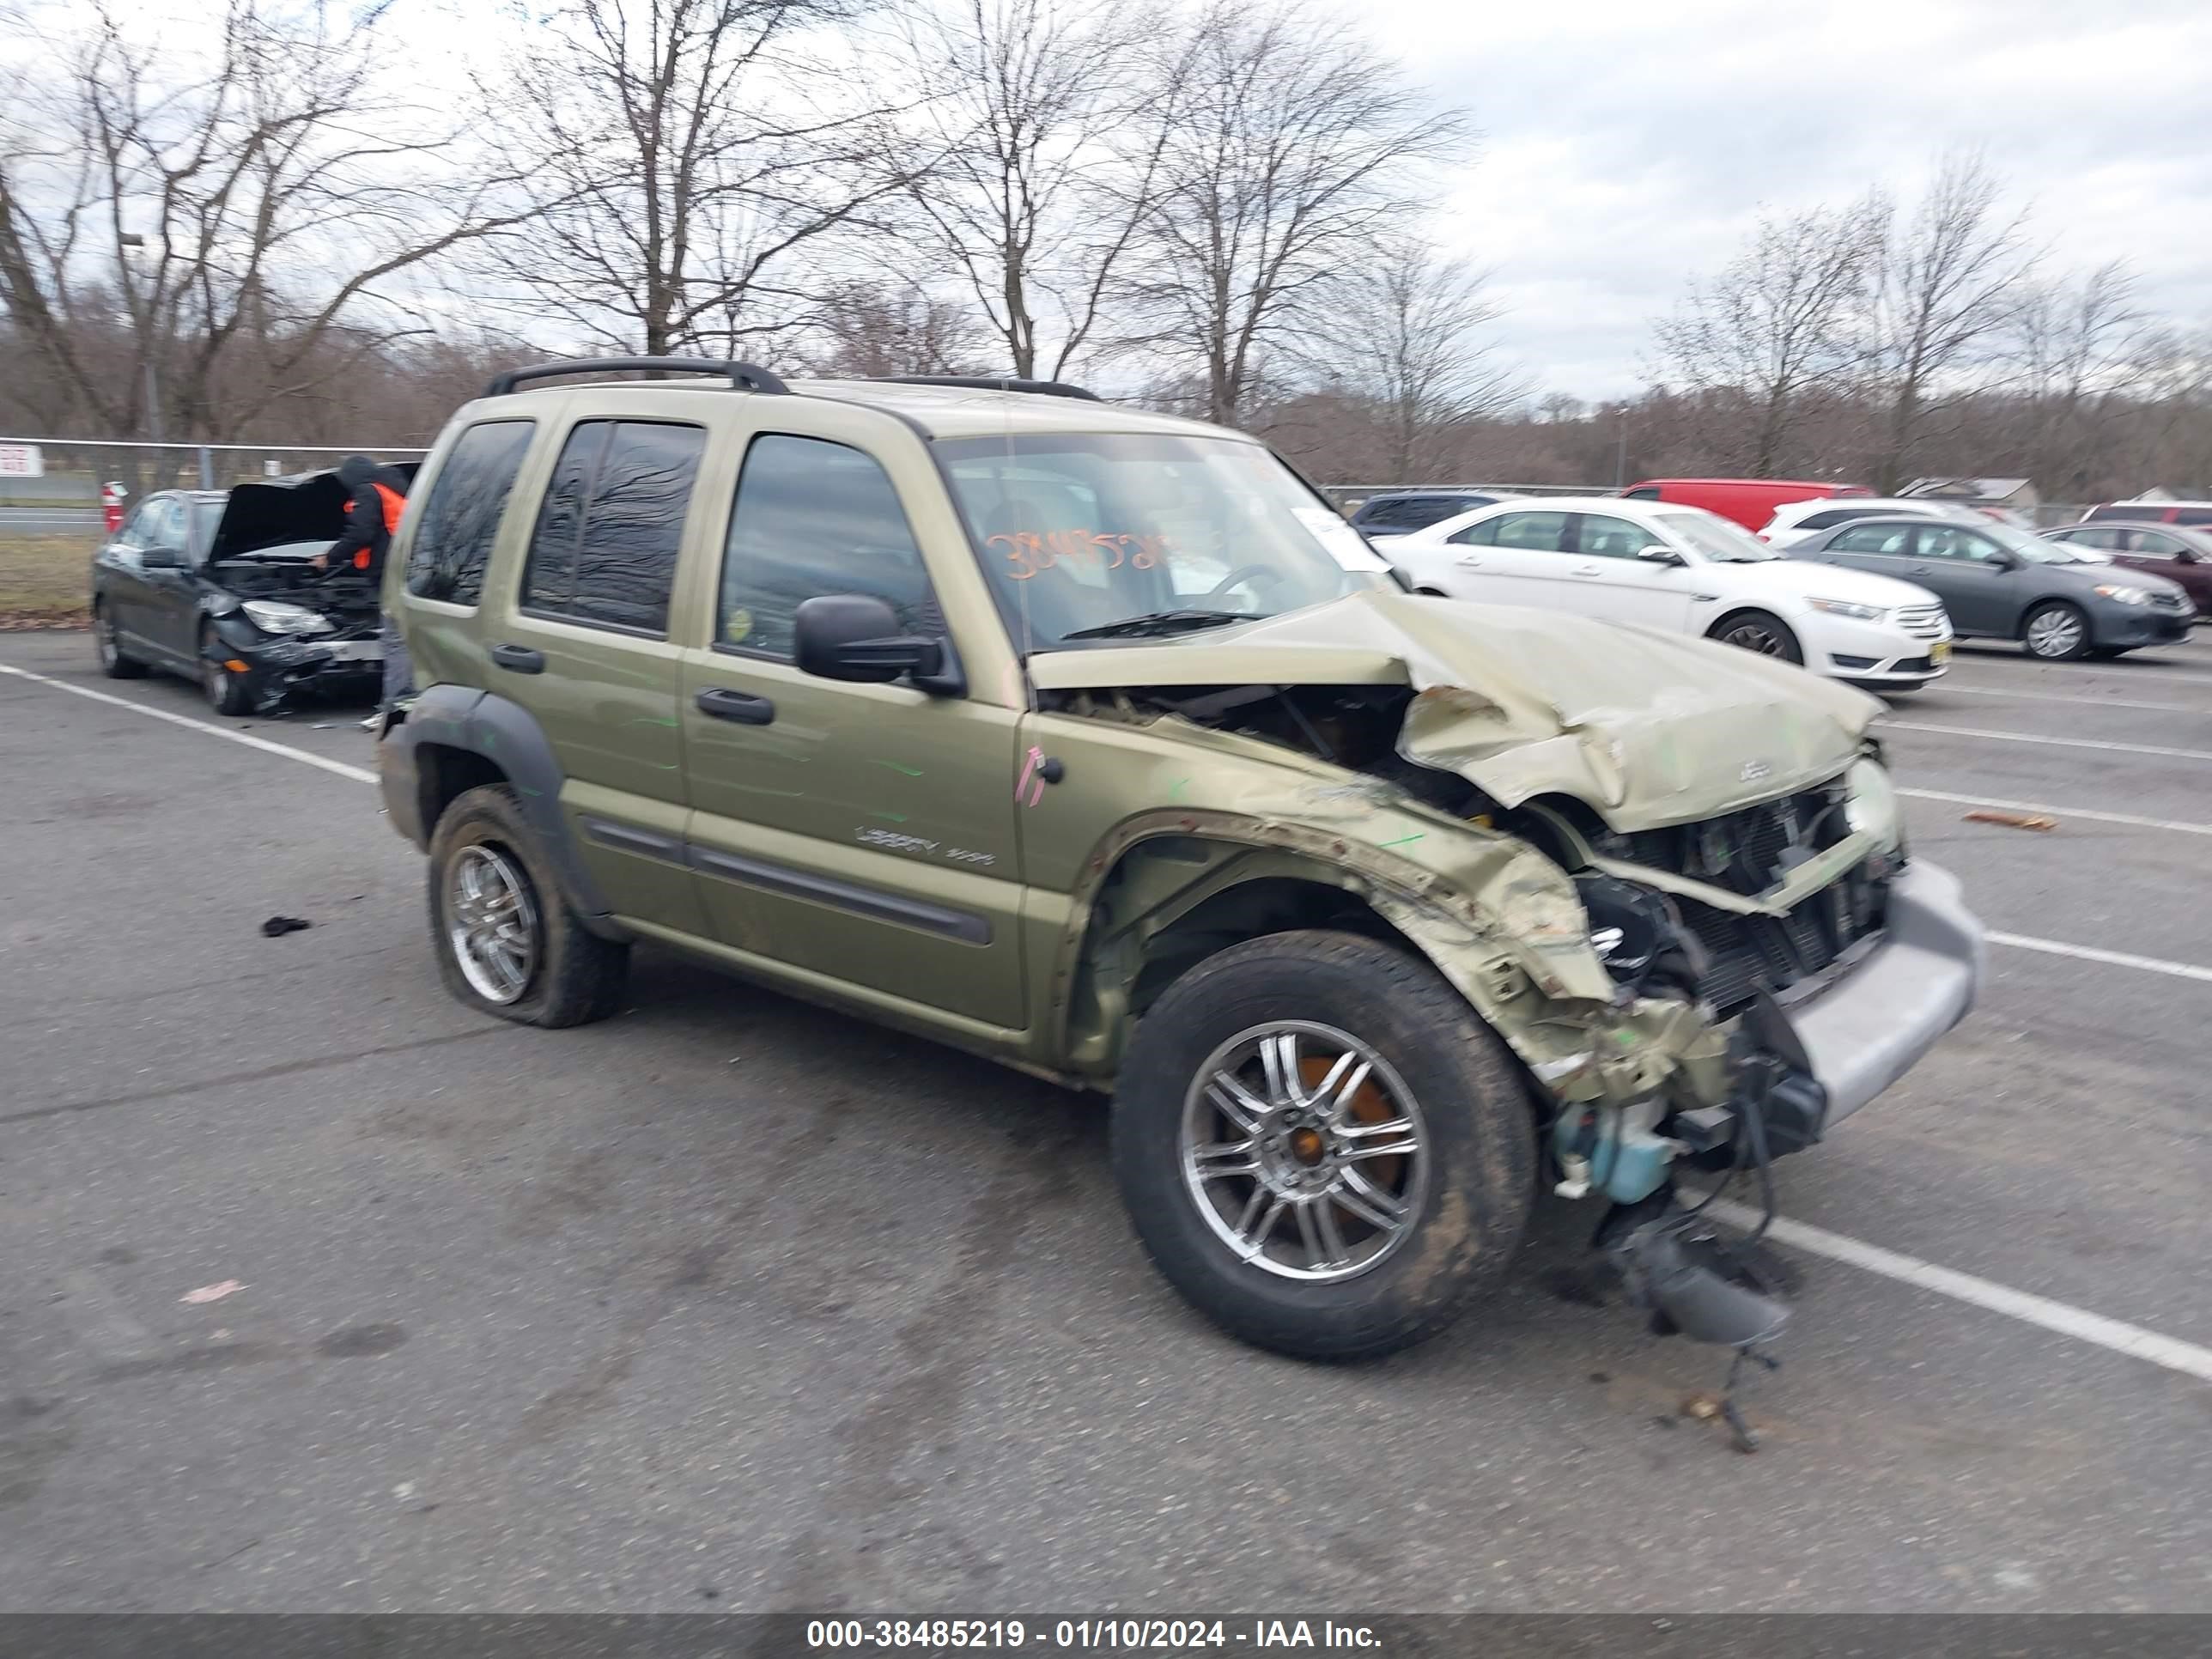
[1613,405,1628,490]
[119,233,162,443]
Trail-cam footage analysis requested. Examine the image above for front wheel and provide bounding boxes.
[1111,930,1534,1360]
[2022,601,2091,661]
[199,624,252,715]
[1709,609,1803,664]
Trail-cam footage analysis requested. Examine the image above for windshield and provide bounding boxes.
[1656,510,1778,562]
[936,433,1389,651]
[1985,523,2094,564]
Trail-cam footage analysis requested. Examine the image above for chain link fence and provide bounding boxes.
[0,437,429,625]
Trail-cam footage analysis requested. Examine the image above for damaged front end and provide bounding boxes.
[203,553,383,713]
[1032,592,1982,1410]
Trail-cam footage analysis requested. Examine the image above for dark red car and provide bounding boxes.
[2044,521,2212,617]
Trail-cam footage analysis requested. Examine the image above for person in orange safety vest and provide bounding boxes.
[310,454,410,580]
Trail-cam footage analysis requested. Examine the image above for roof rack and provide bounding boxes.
[483,356,789,398]
[866,374,1101,403]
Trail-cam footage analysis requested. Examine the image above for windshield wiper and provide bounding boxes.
[1060,609,1249,641]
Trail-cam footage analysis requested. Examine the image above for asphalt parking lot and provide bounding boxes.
[2,626,2208,1615]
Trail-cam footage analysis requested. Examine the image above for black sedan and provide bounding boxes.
[90,469,404,714]
[1784,515,2195,661]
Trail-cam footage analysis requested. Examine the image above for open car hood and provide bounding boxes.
[207,463,420,562]
[1025,590,1881,831]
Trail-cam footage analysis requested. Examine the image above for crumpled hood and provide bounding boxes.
[1025,590,1882,831]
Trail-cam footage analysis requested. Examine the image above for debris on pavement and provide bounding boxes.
[260,915,313,936]
[1964,810,2057,832]
[180,1280,246,1304]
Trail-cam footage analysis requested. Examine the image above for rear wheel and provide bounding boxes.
[199,623,252,714]
[2022,601,2091,661]
[1709,609,1803,664]
[428,783,629,1028]
[1111,930,1534,1360]
[93,602,149,678]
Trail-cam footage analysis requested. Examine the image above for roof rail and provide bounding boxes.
[866,374,1101,403]
[483,357,789,398]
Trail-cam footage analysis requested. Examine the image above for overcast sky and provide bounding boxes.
[1367,0,2212,400]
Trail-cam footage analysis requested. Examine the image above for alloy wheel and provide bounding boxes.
[1722,620,1788,656]
[1178,1021,1427,1282]
[2026,607,2084,659]
[447,844,540,1004]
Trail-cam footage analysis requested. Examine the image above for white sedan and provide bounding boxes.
[1389,496,1954,690]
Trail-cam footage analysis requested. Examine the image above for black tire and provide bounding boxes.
[427,783,629,1028]
[93,601,149,678]
[2087,646,2132,660]
[199,623,253,715]
[1708,609,1803,664]
[1111,929,1535,1361]
[2021,600,2092,661]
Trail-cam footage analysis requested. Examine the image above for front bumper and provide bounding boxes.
[1784,858,1982,1126]
[2095,605,2194,646]
[1809,613,1952,683]
[207,620,381,705]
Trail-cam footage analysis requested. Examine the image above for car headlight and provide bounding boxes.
[1807,597,1888,622]
[240,599,335,635]
[2093,584,2150,607]
[1844,757,1902,853]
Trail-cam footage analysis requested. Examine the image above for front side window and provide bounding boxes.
[1572,514,1652,558]
[2124,530,2181,560]
[1913,526,2001,562]
[935,432,1382,651]
[1829,523,1914,556]
[407,420,535,605]
[2057,527,2117,550]
[719,434,936,659]
[522,420,704,635]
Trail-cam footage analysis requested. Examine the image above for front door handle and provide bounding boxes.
[1571,563,1604,576]
[491,642,545,674]
[1455,554,1483,567]
[696,686,775,725]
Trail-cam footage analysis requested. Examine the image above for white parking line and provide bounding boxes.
[1986,930,2212,985]
[1882,720,2212,763]
[1933,684,2206,714]
[1951,656,2212,687]
[1705,1200,2212,1385]
[1899,787,2211,837]
[0,664,377,785]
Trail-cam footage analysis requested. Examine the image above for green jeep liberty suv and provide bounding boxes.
[377,358,1983,1362]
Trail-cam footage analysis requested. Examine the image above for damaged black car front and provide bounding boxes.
[196,469,400,715]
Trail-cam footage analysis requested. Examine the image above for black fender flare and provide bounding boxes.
[388,685,626,938]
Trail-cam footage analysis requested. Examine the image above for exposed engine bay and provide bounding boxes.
[210,545,382,639]
[1047,675,1905,1440]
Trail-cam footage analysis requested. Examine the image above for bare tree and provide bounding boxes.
[0,0,532,447]
[1133,0,1468,426]
[1861,150,2039,493]
[893,0,1167,380]
[1326,240,1523,482]
[1650,196,1882,477]
[484,0,912,359]
[797,278,992,376]
[1998,260,2158,496]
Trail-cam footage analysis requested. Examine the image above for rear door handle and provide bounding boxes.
[695,686,775,725]
[491,642,545,674]
[1571,563,1604,576]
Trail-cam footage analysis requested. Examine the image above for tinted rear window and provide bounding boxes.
[522,420,704,635]
[2085,506,2164,524]
[406,420,535,605]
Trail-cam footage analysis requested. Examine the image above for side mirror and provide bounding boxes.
[793,593,947,687]
[1989,551,2021,571]
[139,544,185,569]
[1635,544,1683,566]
